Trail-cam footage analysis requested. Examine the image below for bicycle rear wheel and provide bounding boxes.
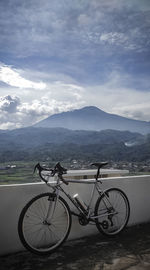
[18,193,72,255]
[95,188,130,236]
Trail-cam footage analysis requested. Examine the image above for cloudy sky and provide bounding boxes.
[0,0,150,129]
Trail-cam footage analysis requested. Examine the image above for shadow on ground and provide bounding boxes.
[1,223,150,270]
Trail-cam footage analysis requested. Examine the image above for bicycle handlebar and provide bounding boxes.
[34,162,68,185]
[34,161,108,185]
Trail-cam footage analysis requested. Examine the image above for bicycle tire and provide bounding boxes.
[18,193,72,255]
[95,188,130,236]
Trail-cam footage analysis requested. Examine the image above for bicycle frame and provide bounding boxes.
[45,174,116,223]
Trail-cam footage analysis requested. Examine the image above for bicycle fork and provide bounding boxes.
[44,192,58,225]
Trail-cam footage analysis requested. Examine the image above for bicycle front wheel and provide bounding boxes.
[95,188,130,236]
[18,193,72,255]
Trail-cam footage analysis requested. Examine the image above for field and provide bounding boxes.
[0,161,41,185]
[0,160,149,185]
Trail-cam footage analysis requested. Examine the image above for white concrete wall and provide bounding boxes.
[0,175,150,255]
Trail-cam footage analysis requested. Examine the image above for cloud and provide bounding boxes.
[19,81,85,119]
[113,103,150,122]
[0,64,46,89]
[84,71,150,121]
[1,0,150,60]
[0,0,149,91]
[0,68,150,130]
[46,81,85,102]
[100,32,128,45]
[99,26,150,52]
[0,121,21,130]
[0,79,85,129]
[0,1,150,129]
[0,95,20,113]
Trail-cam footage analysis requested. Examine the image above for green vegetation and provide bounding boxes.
[0,129,149,184]
[0,159,150,185]
[0,161,40,185]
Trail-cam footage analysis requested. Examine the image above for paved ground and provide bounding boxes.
[1,223,150,270]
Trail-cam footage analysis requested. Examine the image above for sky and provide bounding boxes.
[0,0,150,129]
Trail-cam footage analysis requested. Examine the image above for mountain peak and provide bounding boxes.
[80,106,102,111]
[35,106,150,134]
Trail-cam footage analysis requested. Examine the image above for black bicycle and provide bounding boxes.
[18,162,130,255]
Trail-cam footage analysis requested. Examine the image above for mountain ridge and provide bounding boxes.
[0,127,149,163]
[34,106,150,134]
[0,106,149,163]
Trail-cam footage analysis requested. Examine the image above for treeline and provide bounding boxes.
[0,139,150,163]
[0,127,150,163]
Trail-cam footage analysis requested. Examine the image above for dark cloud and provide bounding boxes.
[0,0,150,129]
[0,0,150,58]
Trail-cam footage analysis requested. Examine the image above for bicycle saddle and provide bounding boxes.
[91,162,108,168]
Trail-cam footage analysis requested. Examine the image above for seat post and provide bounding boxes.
[92,162,108,181]
[96,166,100,181]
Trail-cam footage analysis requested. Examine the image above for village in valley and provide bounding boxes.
[0,159,150,185]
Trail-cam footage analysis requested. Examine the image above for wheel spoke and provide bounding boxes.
[18,194,71,254]
[95,188,130,236]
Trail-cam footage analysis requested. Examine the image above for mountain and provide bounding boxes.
[34,106,150,134]
[0,106,149,163]
[0,127,143,148]
[0,127,149,163]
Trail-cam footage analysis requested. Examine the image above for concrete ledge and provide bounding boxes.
[0,174,150,255]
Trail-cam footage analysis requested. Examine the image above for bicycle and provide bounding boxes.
[18,162,130,255]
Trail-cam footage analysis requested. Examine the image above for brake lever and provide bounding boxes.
[33,163,41,174]
[55,162,67,174]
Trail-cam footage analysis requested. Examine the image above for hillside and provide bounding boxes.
[0,127,143,148]
[34,106,150,134]
[0,127,149,163]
